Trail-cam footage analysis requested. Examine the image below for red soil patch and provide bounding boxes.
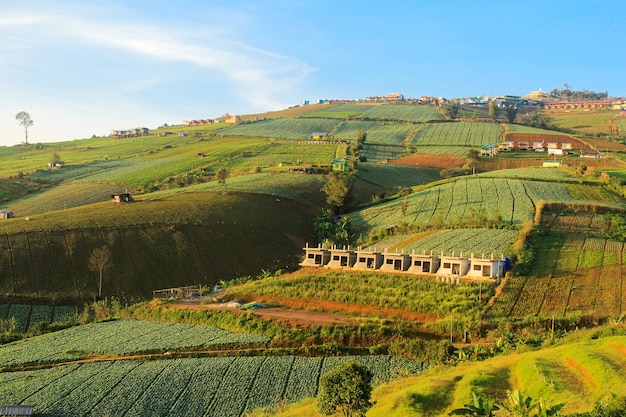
[166,301,355,327]
[392,153,465,169]
[246,295,441,323]
[566,358,598,389]
[609,343,626,356]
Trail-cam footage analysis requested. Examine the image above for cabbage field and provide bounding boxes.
[349,177,574,234]
[0,354,427,417]
[0,304,77,334]
[410,121,503,147]
[359,104,446,123]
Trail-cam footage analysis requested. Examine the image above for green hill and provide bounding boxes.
[0,192,314,301]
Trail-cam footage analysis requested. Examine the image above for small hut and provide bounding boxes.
[407,252,440,274]
[111,193,133,203]
[325,247,356,268]
[300,243,331,267]
[380,251,410,272]
[0,210,14,219]
[352,249,384,271]
[436,254,471,276]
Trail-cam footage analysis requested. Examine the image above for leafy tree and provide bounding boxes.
[450,391,499,417]
[317,360,373,417]
[464,149,480,172]
[15,111,34,144]
[88,246,113,298]
[443,100,461,119]
[50,152,62,164]
[322,171,356,214]
[350,129,367,158]
[503,104,519,123]
[216,168,229,193]
[488,100,500,121]
[314,209,352,247]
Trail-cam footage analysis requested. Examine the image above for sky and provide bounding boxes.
[1,0,625,146]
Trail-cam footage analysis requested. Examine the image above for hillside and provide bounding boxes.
[0,192,315,301]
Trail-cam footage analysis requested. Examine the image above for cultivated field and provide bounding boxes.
[214,118,342,140]
[0,355,427,417]
[331,120,415,144]
[409,122,503,147]
[0,304,77,334]
[545,109,620,136]
[359,104,446,123]
[349,177,573,235]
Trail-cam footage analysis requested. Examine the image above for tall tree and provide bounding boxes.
[503,104,519,123]
[321,171,356,214]
[216,168,228,193]
[15,111,33,144]
[88,246,113,298]
[488,100,500,121]
[317,360,373,417]
[443,100,460,119]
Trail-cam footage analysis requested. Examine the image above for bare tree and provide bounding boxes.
[15,111,34,144]
[88,246,113,298]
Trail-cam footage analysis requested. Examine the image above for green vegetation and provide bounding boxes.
[410,122,503,147]
[359,104,446,123]
[216,118,342,140]
[317,360,373,417]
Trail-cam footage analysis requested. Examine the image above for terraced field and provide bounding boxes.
[0,304,77,334]
[359,104,446,123]
[349,177,574,235]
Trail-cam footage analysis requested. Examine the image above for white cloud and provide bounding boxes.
[0,3,316,144]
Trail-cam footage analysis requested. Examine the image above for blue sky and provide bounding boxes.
[1,0,624,146]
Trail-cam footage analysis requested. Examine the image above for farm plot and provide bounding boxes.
[332,120,415,145]
[359,104,446,123]
[349,177,573,235]
[0,355,428,417]
[395,228,518,257]
[476,167,577,182]
[302,103,374,119]
[392,152,466,169]
[215,118,341,140]
[0,318,270,367]
[546,110,618,136]
[410,122,503,147]
[616,118,626,137]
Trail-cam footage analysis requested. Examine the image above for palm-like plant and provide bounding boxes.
[450,392,500,417]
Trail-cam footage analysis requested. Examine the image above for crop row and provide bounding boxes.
[410,122,503,147]
[0,304,77,334]
[0,355,428,417]
[349,177,573,235]
[359,104,446,123]
[332,120,415,145]
[216,118,342,140]
[0,318,270,367]
[399,228,518,257]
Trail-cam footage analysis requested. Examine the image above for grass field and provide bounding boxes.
[214,118,342,140]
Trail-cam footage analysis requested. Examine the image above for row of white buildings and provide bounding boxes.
[300,244,508,281]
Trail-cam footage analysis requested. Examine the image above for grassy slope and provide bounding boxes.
[0,192,315,301]
[277,332,626,417]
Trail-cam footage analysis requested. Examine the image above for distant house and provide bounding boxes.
[580,149,600,158]
[352,249,384,271]
[325,247,356,268]
[561,142,573,150]
[111,193,133,203]
[331,157,351,172]
[300,244,331,267]
[406,253,440,274]
[223,114,241,124]
[517,141,530,151]
[309,132,328,140]
[437,255,471,276]
[480,143,497,156]
[466,255,504,279]
[546,142,559,149]
[498,140,514,151]
[380,252,410,272]
[532,141,544,150]
[548,148,563,156]
[47,161,65,168]
[0,210,14,219]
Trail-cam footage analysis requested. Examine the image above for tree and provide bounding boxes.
[317,360,373,417]
[321,171,356,214]
[443,100,461,119]
[216,168,228,193]
[15,111,34,144]
[88,246,113,298]
[488,100,500,121]
[503,104,519,124]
